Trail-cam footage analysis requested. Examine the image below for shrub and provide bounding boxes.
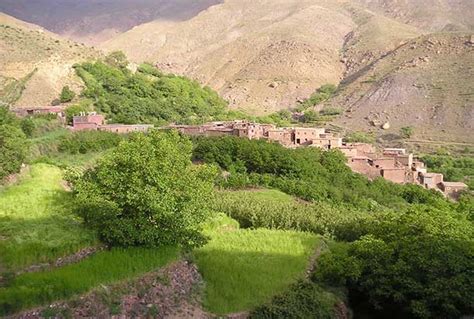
[58,130,122,154]
[250,280,340,319]
[315,209,474,318]
[70,131,217,248]
[344,131,375,144]
[59,86,75,103]
[64,100,93,124]
[400,126,414,139]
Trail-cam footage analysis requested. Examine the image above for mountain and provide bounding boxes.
[329,32,474,144]
[353,0,474,32]
[0,0,222,45]
[102,0,422,114]
[0,12,99,107]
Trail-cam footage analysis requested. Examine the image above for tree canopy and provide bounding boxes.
[68,130,217,248]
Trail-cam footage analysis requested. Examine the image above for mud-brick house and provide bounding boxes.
[294,127,325,146]
[381,168,407,184]
[420,172,444,190]
[98,124,154,134]
[439,181,468,199]
[73,113,105,130]
[266,128,294,147]
[12,106,66,120]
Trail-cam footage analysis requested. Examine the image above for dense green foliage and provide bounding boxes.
[193,136,450,211]
[215,190,368,241]
[250,280,340,319]
[315,209,474,318]
[194,136,474,318]
[59,86,76,103]
[0,164,96,270]
[70,131,217,248]
[422,154,474,189]
[194,214,319,314]
[0,107,28,180]
[58,130,123,154]
[74,56,228,125]
[0,246,179,315]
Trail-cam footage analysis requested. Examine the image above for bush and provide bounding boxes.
[344,131,375,144]
[58,130,123,154]
[400,126,414,139]
[70,131,217,248]
[59,86,76,103]
[297,84,337,111]
[250,280,341,319]
[64,100,93,124]
[315,209,474,318]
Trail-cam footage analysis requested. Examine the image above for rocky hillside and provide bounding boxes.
[102,0,423,114]
[0,0,222,45]
[0,13,98,107]
[329,33,474,144]
[353,0,474,32]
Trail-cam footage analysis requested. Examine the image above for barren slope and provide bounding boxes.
[330,33,474,144]
[103,0,422,114]
[0,13,99,107]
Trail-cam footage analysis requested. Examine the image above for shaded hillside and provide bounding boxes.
[0,13,99,107]
[329,33,474,144]
[102,0,423,114]
[0,0,222,44]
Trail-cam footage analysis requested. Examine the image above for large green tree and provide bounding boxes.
[69,130,217,248]
[0,107,28,180]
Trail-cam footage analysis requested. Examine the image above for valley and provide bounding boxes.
[0,1,473,318]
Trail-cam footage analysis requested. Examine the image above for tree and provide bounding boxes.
[104,51,128,69]
[69,130,217,248]
[316,209,474,318]
[60,86,76,103]
[0,107,28,180]
[0,125,28,180]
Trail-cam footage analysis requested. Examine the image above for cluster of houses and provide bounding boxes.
[71,113,153,133]
[11,107,468,198]
[169,120,469,198]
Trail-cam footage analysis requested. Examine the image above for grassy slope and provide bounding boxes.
[194,214,319,314]
[0,164,97,270]
[0,247,179,315]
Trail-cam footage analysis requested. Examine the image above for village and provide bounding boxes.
[12,107,469,199]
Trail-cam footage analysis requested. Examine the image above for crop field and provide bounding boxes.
[194,214,320,314]
[0,164,97,270]
[0,246,179,315]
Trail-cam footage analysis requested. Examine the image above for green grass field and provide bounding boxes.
[194,214,319,314]
[0,246,179,315]
[0,164,97,270]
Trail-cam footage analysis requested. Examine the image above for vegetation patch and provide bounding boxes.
[74,56,228,125]
[0,246,179,315]
[194,214,319,314]
[0,164,96,270]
